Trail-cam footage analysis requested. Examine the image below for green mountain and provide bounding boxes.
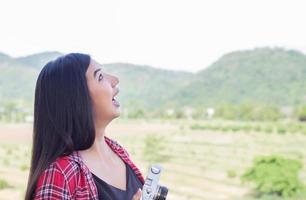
[0,52,194,111]
[168,47,306,107]
[0,53,10,63]
[1,47,306,113]
[16,51,62,69]
[0,64,36,106]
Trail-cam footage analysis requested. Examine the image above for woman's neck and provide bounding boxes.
[79,128,118,164]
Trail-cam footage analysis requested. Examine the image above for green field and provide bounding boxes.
[0,119,305,200]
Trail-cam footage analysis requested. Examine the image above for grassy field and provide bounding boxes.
[0,119,305,200]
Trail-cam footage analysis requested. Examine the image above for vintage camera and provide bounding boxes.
[141,165,168,200]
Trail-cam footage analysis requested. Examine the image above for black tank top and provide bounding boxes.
[92,162,143,200]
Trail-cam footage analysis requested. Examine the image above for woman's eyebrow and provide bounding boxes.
[93,68,102,78]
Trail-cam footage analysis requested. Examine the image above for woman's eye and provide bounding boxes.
[99,74,103,81]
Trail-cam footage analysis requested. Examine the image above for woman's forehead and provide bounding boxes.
[87,59,102,77]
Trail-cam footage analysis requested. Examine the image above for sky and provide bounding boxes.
[0,0,305,73]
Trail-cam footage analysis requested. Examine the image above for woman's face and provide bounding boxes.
[85,59,121,125]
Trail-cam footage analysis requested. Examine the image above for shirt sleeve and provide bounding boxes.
[33,163,72,200]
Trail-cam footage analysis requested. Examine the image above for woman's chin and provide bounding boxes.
[113,107,121,117]
[114,111,121,117]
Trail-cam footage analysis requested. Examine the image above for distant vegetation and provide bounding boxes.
[1,47,306,122]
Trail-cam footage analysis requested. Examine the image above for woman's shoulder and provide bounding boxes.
[34,151,86,199]
[36,152,82,180]
[53,151,83,171]
[37,151,84,184]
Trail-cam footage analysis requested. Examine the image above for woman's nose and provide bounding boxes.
[110,74,119,87]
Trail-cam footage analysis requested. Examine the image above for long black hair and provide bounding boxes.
[25,53,96,200]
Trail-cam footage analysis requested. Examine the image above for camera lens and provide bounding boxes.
[155,186,168,200]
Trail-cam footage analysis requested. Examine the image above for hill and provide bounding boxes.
[1,47,306,113]
[168,48,306,107]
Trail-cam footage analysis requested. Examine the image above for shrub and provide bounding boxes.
[263,125,274,134]
[190,124,205,130]
[174,108,185,119]
[227,170,237,178]
[241,155,305,198]
[295,105,306,122]
[3,158,10,166]
[276,126,287,134]
[231,125,240,132]
[242,125,252,133]
[253,125,262,132]
[142,134,169,163]
[211,125,221,131]
[0,179,10,189]
[221,126,230,132]
[20,163,29,171]
[287,124,300,134]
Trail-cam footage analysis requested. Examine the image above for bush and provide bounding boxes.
[253,125,262,132]
[221,126,230,132]
[227,170,237,178]
[6,148,13,155]
[3,158,10,166]
[287,124,299,134]
[20,163,29,171]
[242,125,252,133]
[190,124,206,130]
[0,179,10,189]
[295,105,306,122]
[174,108,185,119]
[241,155,305,198]
[142,134,169,163]
[211,125,221,131]
[230,125,241,132]
[263,125,274,134]
[276,126,287,134]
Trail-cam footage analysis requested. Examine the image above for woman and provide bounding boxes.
[25,53,144,200]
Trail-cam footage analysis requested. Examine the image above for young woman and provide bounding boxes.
[25,53,144,200]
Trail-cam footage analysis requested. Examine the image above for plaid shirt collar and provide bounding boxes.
[34,136,145,199]
[64,136,145,198]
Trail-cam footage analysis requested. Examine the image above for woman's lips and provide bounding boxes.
[112,87,120,107]
[112,98,120,107]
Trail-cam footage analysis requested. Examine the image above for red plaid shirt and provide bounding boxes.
[33,136,145,199]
